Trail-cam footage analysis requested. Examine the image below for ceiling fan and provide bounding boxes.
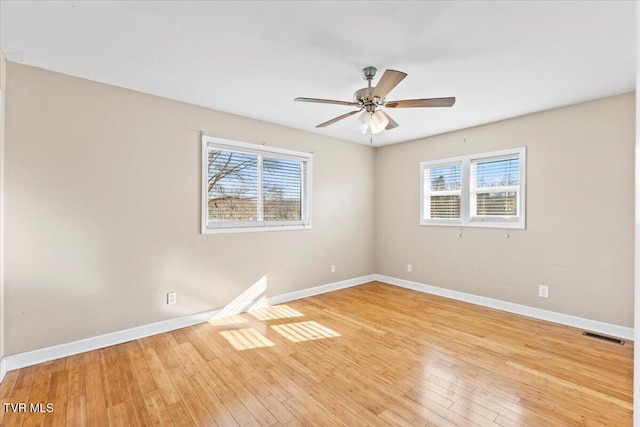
[295,66,456,135]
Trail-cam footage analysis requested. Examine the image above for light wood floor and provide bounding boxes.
[0,281,633,426]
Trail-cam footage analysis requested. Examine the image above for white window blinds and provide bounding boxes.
[470,155,520,219]
[202,136,312,233]
[423,163,462,220]
[262,157,303,222]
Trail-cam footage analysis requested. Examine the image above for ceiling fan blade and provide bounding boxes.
[379,110,399,130]
[295,97,360,107]
[372,69,407,100]
[316,109,362,128]
[385,97,456,108]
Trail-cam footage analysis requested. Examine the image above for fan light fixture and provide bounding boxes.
[355,111,389,134]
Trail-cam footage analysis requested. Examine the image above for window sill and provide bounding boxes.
[420,220,525,230]
[202,224,312,234]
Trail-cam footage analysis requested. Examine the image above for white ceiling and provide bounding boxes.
[0,1,636,146]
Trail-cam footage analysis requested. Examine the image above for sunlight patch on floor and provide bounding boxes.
[209,275,269,322]
[219,327,275,350]
[270,321,341,343]
[208,314,248,327]
[249,304,304,321]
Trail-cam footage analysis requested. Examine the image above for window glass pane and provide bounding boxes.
[207,149,258,221]
[430,195,461,219]
[474,157,519,188]
[476,191,517,216]
[429,165,461,191]
[263,157,302,221]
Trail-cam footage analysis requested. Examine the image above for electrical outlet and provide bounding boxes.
[331,264,336,273]
[538,285,549,298]
[167,292,177,305]
[407,264,412,273]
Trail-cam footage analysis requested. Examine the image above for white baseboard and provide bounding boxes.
[269,274,377,305]
[0,274,375,377]
[1,272,630,382]
[375,274,634,340]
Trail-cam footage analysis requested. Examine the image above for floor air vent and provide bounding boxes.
[582,331,625,345]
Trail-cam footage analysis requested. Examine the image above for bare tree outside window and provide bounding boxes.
[202,137,312,233]
[207,149,304,222]
[208,150,258,221]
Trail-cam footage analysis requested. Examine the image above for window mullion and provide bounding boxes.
[461,158,470,225]
[300,162,306,223]
[257,154,264,222]
[422,166,429,220]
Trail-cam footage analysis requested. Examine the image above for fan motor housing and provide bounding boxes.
[354,87,382,108]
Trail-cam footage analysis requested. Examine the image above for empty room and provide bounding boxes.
[0,1,638,426]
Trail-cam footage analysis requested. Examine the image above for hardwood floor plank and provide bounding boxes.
[99,347,123,409]
[85,355,108,427]
[11,365,37,397]
[65,354,87,427]
[165,365,217,426]
[3,385,33,427]
[125,341,157,396]
[178,342,259,425]
[165,400,197,427]
[505,360,632,410]
[0,370,19,425]
[377,408,421,427]
[112,344,152,427]
[65,396,87,427]
[213,355,278,427]
[282,396,346,427]
[106,402,128,427]
[189,374,240,427]
[143,389,174,426]
[43,369,68,427]
[143,348,181,406]
[20,362,55,426]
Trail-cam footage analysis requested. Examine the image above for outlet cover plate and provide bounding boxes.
[538,285,549,298]
[167,292,177,305]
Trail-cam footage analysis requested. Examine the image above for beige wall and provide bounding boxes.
[3,61,635,356]
[634,6,640,416]
[376,93,636,327]
[3,63,376,354]
[0,51,6,360]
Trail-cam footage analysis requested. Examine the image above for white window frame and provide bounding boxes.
[202,135,313,234]
[420,147,526,229]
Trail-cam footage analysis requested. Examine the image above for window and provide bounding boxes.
[202,135,312,233]
[423,163,462,222]
[421,147,526,229]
